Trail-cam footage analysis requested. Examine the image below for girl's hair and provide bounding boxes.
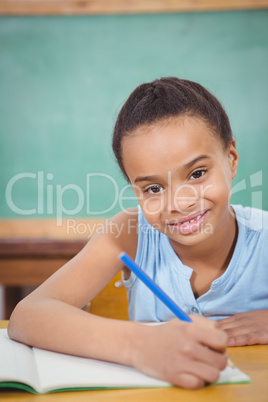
[112,77,232,180]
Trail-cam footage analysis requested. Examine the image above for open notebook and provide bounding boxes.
[0,329,250,394]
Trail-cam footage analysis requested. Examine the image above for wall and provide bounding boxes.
[0,9,267,221]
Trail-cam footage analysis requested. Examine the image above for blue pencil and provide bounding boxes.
[119,252,192,323]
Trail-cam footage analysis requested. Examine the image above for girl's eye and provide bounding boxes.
[189,169,207,180]
[144,184,164,194]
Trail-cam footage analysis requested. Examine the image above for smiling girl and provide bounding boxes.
[8,77,268,389]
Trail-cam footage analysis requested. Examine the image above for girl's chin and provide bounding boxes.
[166,226,214,245]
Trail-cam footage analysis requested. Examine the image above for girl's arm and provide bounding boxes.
[8,209,138,362]
[217,310,268,346]
[8,209,228,389]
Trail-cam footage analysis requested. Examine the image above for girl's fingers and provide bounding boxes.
[173,361,221,388]
[188,316,228,351]
[135,318,229,389]
[216,316,241,330]
[193,342,227,371]
[173,373,205,390]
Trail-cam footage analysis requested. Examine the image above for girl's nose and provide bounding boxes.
[166,184,198,214]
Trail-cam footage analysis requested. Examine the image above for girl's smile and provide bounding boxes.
[122,116,239,252]
[167,209,209,235]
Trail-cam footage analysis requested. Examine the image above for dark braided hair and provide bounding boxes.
[112,77,232,180]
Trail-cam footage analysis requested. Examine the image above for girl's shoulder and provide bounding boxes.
[106,207,139,259]
[233,205,268,232]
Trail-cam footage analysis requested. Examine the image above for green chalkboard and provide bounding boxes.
[0,10,267,220]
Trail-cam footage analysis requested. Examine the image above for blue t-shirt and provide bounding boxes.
[123,205,268,321]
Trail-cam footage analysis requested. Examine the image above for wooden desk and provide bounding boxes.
[0,321,267,402]
[0,219,102,319]
[0,220,128,320]
[0,237,88,318]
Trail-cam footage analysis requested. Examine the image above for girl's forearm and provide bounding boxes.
[7,297,141,367]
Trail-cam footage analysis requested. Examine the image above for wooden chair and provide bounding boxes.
[88,272,128,320]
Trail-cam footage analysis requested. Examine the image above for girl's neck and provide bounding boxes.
[169,209,238,298]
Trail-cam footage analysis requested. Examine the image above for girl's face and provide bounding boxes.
[122,116,239,248]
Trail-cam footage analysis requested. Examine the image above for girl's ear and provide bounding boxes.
[228,138,239,179]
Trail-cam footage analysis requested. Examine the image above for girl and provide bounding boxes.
[8,77,268,389]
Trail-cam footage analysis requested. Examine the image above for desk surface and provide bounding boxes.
[0,320,267,402]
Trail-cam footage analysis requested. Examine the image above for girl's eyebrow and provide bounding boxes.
[134,155,210,184]
[185,155,210,169]
[134,175,161,184]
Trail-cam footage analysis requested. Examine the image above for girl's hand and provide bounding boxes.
[130,315,228,389]
[216,310,268,346]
